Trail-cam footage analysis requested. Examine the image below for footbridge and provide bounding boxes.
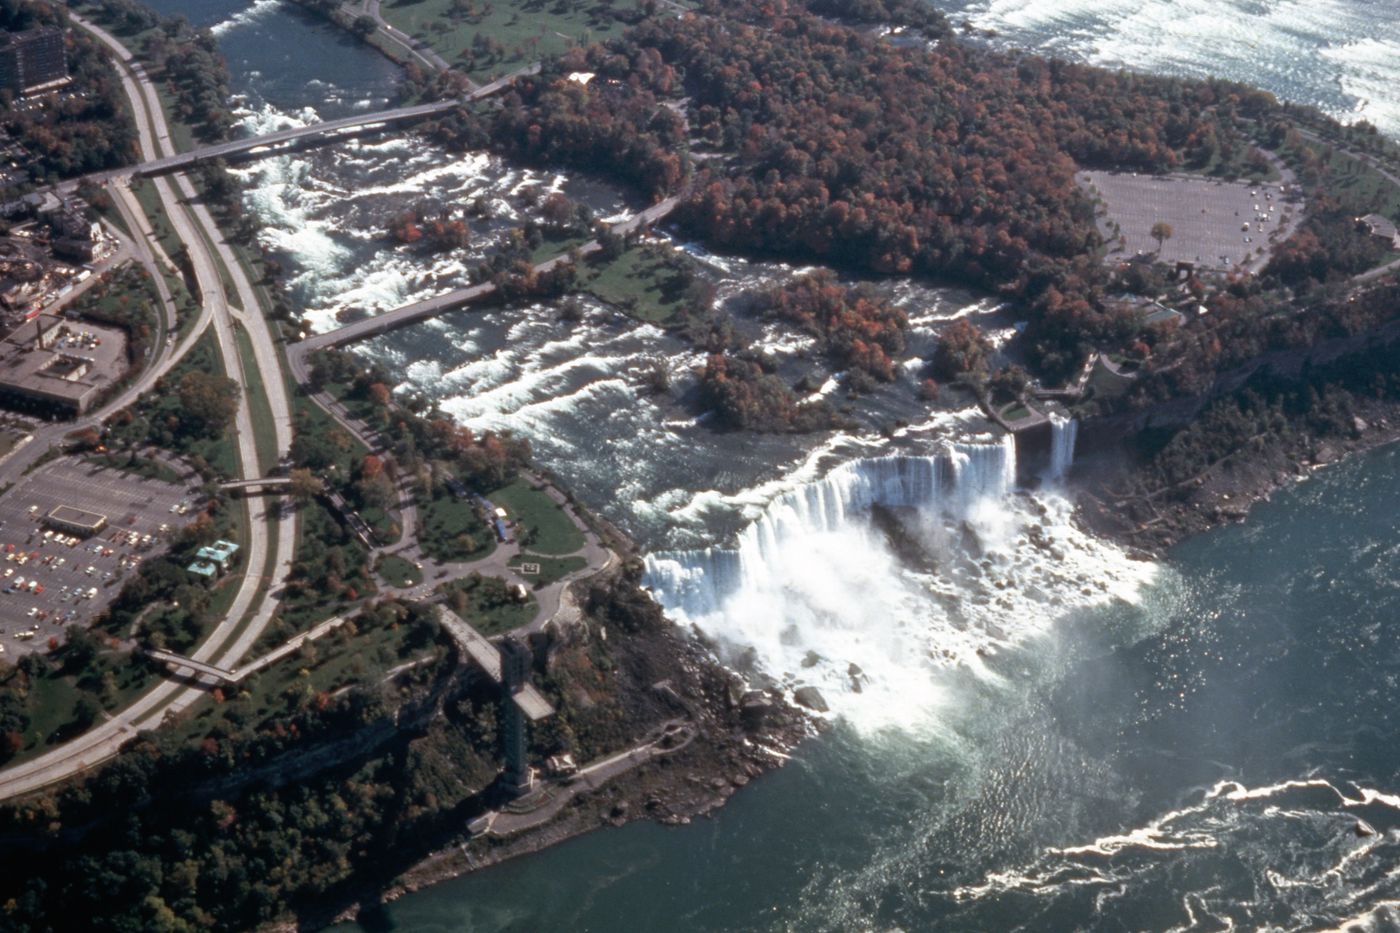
[147,615,355,686]
[220,476,293,492]
[145,649,239,685]
[296,193,684,352]
[49,64,540,195]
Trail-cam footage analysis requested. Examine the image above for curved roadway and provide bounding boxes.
[0,17,298,800]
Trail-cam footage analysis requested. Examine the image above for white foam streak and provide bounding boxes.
[949,0,1400,136]
[210,0,284,38]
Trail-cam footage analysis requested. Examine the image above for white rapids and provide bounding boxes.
[644,431,1155,733]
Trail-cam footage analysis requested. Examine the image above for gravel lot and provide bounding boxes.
[1079,170,1304,272]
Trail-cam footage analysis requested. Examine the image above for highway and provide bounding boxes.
[0,17,298,800]
[0,14,609,798]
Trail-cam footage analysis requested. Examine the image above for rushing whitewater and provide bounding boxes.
[1046,412,1078,482]
[644,434,1154,732]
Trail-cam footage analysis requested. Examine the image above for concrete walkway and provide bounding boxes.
[474,720,695,838]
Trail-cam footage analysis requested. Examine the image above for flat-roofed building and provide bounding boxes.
[0,26,68,97]
[188,541,239,578]
[43,504,106,536]
[0,314,128,416]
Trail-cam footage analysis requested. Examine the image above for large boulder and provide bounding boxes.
[793,685,829,713]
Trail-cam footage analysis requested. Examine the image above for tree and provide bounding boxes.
[1151,221,1174,253]
[177,371,239,436]
[930,320,992,383]
[288,468,325,501]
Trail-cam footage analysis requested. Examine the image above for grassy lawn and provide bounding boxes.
[1285,136,1400,220]
[4,646,155,766]
[377,553,423,588]
[18,669,83,753]
[420,489,496,563]
[381,0,629,80]
[131,180,190,272]
[530,231,590,263]
[72,266,159,321]
[292,390,370,478]
[489,479,583,555]
[168,611,442,747]
[583,244,698,324]
[150,82,197,155]
[319,378,387,428]
[440,574,536,637]
[509,553,586,587]
[263,500,372,647]
[88,453,185,485]
[234,326,279,476]
[360,505,402,546]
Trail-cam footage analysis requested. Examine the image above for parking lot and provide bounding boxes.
[1079,170,1304,272]
[0,457,200,656]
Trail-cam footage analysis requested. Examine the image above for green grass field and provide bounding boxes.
[584,245,697,324]
[381,0,628,80]
[292,390,370,478]
[234,327,279,476]
[1286,136,1400,221]
[421,490,497,563]
[181,612,440,745]
[104,330,241,479]
[440,574,536,636]
[490,479,584,554]
[131,180,190,270]
[378,553,424,588]
[509,553,586,586]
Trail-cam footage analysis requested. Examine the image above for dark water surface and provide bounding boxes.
[347,444,1400,931]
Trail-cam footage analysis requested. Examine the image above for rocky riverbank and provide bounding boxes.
[276,570,815,931]
[1076,396,1400,555]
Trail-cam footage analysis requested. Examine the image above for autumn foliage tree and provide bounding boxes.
[759,271,908,383]
[698,352,838,432]
[930,320,993,383]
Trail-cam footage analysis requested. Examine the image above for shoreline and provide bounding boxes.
[1076,397,1400,556]
[261,604,817,932]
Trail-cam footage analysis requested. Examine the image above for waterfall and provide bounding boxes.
[644,437,1016,621]
[1046,413,1079,482]
[640,433,1153,732]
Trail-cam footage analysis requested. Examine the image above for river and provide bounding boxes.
[145,0,1400,928]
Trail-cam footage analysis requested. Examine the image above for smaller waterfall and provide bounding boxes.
[1045,413,1079,482]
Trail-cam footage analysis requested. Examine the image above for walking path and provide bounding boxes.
[473,719,695,838]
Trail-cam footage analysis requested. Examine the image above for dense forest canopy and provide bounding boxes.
[480,0,1295,381]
